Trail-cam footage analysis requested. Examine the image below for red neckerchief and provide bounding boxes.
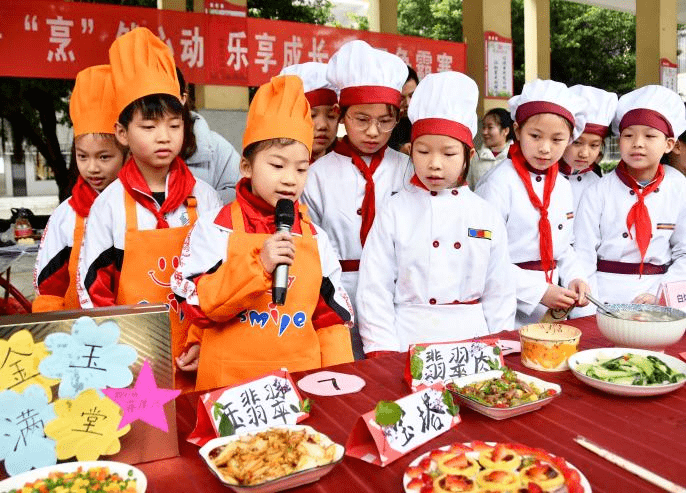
[68,176,99,218]
[410,174,465,191]
[559,159,595,177]
[233,178,304,234]
[118,155,196,229]
[333,136,386,246]
[509,142,558,283]
[614,161,665,275]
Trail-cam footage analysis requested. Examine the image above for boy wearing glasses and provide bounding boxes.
[302,40,412,359]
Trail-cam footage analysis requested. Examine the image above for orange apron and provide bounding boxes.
[63,214,85,310]
[116,191,197,362]
[195,201,323,391]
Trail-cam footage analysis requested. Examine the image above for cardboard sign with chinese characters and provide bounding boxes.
[405,338,504,391]
[656,281,686,310]
[188,369,309,447]
[0,305,179,477]
[345,385,460,467]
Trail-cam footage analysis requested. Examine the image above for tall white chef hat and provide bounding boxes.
[280,62,338,108]
[407,71,479,148]
[509,79,588,141]
[327,40,408,108]
[612,85,686,139]
[569,85,618,138]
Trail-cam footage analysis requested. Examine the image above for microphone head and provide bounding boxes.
[275,199,295,228]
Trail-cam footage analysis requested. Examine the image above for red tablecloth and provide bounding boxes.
[140,316,686,492]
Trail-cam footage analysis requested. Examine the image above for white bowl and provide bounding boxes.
[596,304,686,350]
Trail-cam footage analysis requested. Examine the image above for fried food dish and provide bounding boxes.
[208,428,338,486]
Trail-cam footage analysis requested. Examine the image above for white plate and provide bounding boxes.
[198,424,344,493]
[568,348,686,397]
[446,370,561,420]
[0,460,146,492]
[402,441,591,493]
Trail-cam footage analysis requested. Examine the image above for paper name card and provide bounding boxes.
[656,282,686,309]
[404,338,504,391]
[188,369,309,447]
[345,385,460,467]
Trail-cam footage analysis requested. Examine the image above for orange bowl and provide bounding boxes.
[519,323,582,372]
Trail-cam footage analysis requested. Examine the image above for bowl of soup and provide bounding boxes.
[596,304,686,350]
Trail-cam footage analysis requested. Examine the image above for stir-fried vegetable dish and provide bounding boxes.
[575,353,686,385]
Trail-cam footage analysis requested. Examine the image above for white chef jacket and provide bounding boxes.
[574,165,686,305]
[563,170,601,213]
[301,146,412,309]
[476,159,585,326]
[356,183,516,354]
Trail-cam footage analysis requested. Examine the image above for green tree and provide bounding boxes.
[247,0,333,24]
[398,0,636,96]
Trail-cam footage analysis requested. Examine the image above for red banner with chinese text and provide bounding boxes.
[0,0,466,86]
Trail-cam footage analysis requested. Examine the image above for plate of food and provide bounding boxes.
[0,461,146,493]
[568,348,686,397]
[403,441,591,493]
[198,424,344,492]
[446,368,561,420]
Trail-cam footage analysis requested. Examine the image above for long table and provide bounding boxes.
[141,316,686,492]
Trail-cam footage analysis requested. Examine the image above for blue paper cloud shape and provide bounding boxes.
[0,385,56,475]
[39,316,138,399]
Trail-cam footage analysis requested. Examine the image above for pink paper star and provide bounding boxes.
[103,360,180,432]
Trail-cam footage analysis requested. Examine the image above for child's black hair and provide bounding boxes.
[176,67,198,160]
[406,65,419,85]
[483,107,515,142]
[118,93,184,128]
[242,138,299,163]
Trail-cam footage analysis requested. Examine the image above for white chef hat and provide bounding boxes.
[280,62,338,108]
[407,71,479,148]
[612,85,686,139]
[569,85,618,138]
[509,79,588,140]
[327,40,408,108]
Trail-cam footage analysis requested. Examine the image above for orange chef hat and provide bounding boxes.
[108,27,181,117]
[242,75,313,155]
[70,65,118,137]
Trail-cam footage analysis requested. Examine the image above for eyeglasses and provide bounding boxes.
[345,113,397,133]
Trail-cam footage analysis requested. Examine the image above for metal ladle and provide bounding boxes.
[585,293,622,319]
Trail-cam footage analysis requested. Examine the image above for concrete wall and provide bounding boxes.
[197,109,247,153]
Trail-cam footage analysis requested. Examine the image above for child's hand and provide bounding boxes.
[176,344,200,372]
[260,231,295,274]
[568,279,590,307]
[541,284,579,309]
[632,293,657,305]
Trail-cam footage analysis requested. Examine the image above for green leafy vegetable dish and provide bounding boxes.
[575,353,686,385]
[446,367,557,408]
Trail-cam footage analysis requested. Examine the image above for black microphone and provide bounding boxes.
[272,199,295,305]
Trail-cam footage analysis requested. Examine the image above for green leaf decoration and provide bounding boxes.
[493,346,501,355]
[300,398,312,413]
[212,402,222,421]
[486,358,501,370]
[410,354,424,380]
[375,401,403,426]
[218,414,235,437]
[413,345,427,353]
[442,390,460,417]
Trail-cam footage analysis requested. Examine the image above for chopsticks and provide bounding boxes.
[574,436,686,493]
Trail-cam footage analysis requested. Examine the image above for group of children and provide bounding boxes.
[33,27,686,391]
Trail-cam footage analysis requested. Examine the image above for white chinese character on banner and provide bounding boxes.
[227,31,249,70]
[254,33,277,73]
[24,15,38,32]
[46,16,75,62]
[395,47,410,65]
[180,26,204,68]
[415,50,432,79]
[115,21,137,38]
[157,26,174,56]
[307,38,329,63]
[81,18,94,34]
[436,52,453,72]
[283,35,303,67]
